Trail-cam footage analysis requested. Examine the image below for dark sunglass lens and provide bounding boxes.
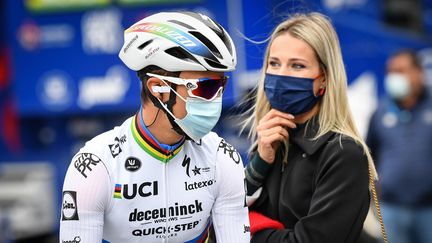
[192,78,225,100]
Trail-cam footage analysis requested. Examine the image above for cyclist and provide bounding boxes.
[60,11,250,243]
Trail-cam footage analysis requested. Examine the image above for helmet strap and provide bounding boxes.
[149,83,191,140]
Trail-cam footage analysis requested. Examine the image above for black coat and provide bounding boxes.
[247,119,370,243]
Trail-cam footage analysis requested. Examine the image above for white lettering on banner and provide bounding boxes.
[81,8,122,54]
[37,70,74,111]
[323,0,367,10]
[78,66,130,109]
[18,22,74,50]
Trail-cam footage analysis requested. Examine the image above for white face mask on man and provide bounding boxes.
[384,73,411,100]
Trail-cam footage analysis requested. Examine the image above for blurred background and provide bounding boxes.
[1,0,432,242]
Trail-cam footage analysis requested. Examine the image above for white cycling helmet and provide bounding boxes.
[119,12,237,72]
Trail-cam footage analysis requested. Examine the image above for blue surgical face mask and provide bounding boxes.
[264,73,321,115]
[384,73,411,100]
[157,95,222,142]
[174,97,222,141]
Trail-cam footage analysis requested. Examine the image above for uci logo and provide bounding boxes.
[114,181,158,199]
[125,157,141,172]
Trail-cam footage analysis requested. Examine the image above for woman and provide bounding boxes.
[243,12,385,242]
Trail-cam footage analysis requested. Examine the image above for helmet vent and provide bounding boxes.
[167,20,195,30]
[214,24,233,55]
[204,58,227,69]
[189,31,222,59]
[138,39,153,50]
[165,47,199,63]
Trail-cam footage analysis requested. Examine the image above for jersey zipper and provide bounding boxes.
[163,161,169,243]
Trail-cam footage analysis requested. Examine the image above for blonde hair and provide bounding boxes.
[242,12,377,179]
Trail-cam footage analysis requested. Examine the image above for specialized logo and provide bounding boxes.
[73,153,101,178]
[123,34,138,53]
[129,200,203,223]
[114,181,158,199]
[127,22,197,47]
[132,220,200,237]
[184,179,215,191]
[62,191,79,221]
[218,139,241,164]
[125,22,215,60]
[108,135,126,158]
[62,236,81,243]
[182,155,192,177]
[125,156,141,172]
[182,155,210,177]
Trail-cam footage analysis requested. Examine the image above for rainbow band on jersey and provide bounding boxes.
[131,109,185,163]
[184,219,211,243]
[126,22,214,60]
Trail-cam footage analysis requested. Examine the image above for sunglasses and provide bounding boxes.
[146,73,228,101]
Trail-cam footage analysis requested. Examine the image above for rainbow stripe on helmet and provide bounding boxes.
[126,22,214,60]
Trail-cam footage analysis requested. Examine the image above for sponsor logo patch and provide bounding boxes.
[114,181,158,199]
[182,155,210,177]
[62,191,79,221]
[132,220,200,237]
[62,236,81,243]
[218,139,241,164]
[73,153,101,178]
[108,135,126,158]
[129,200,203,223]
[125,156,141,172]
[184,179,215,191]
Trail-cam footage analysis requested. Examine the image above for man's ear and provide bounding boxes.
[147,77,166,99]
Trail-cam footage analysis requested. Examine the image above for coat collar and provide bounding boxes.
[289,116,334,155]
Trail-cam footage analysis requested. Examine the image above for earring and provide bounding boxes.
[319,84,326,96]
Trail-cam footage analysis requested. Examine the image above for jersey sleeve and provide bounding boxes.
[211,139,251,242]
[60,152,111,243]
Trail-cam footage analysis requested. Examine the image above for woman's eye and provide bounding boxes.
[292,63,305,69]
[269,61,280,67]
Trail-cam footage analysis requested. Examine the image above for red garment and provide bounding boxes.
[249,211,284,235]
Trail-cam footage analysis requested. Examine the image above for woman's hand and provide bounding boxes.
[257,109,296,164]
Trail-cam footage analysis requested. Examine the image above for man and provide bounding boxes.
[60,12,250,242]
[367,50,432,243]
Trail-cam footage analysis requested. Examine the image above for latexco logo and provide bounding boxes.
[114,181,158,199]
[62,236,81,243]
[184,179,215,191]
[62,191,79,221]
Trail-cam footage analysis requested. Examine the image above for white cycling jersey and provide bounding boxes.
[60,111,250,243]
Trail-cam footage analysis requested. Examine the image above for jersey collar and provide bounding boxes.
[131,108,185,163]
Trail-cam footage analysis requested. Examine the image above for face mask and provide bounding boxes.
[264,73,321,115]
[174,97,222,141]
[384,73,410,100]
[156,95,222,142]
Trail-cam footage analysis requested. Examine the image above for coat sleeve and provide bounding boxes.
[59,152,111,243]
[366,110,380,164]
[252,139,370,243]
[211,139,251,242]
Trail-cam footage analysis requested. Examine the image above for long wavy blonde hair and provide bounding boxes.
[242,12,377,179]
